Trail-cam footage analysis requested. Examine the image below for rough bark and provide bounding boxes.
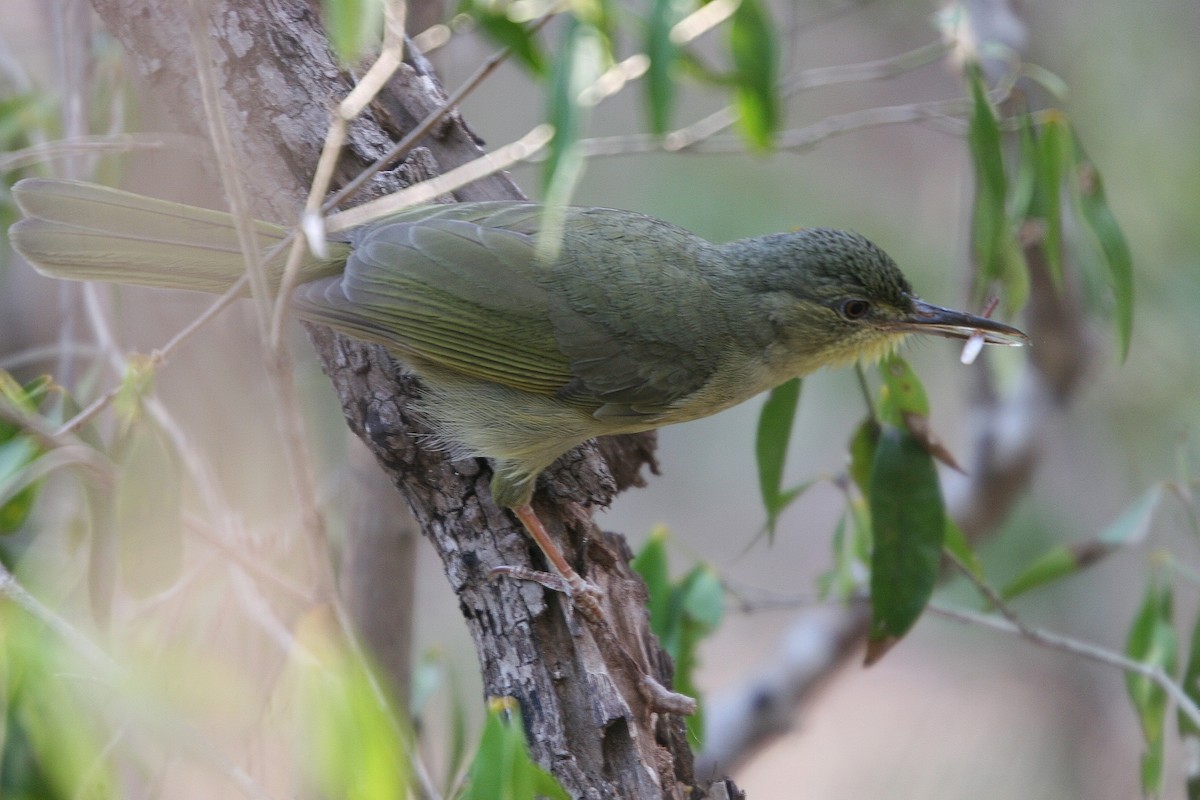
[86,0,717,796]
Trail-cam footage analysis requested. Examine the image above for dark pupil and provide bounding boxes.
[843,299,869,319]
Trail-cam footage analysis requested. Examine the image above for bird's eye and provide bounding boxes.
[839,299,871,320]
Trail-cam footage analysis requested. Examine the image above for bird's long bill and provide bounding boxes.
[894,298,1030,346]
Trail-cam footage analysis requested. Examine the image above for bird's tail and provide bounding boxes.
[9,178,348,295]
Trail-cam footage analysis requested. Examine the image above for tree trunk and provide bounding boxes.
[87,1,729,796]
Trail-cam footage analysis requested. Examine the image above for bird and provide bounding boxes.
[9,178,1028,615]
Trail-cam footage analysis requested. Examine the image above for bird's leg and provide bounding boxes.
[500,502,605,623]
[493,505,698,715]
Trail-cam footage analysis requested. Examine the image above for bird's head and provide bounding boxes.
[729,228,1028,372]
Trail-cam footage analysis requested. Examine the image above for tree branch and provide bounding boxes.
[86,1,703,796]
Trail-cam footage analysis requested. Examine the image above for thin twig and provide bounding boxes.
[269,0,409,349]
[0,399,115,484]
[574,96,974,158]
[54,277,249,438]
[326,125,554,231]
[666,40,951,151]
[186,1,333,599]
[320,4,561,217]
[185,4,272,333]
[943,548,1027,628]
[182,513,319,605]
[781,40,950,93]
[0,342,103,371]
[0,133,177,172]
[942,550,1200,733]
[929,603,1200,732]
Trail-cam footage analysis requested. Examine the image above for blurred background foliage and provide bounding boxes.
[0,0,1198,797]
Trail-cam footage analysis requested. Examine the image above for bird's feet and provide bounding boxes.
[502,501,606,623]
[489,564,605,623]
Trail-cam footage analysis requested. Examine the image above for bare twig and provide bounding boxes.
[572,91,998,159]
[326,124,554,231]
[929,603,1200,732]
[321,4,561,217]
[186,0,332,599]
[269,0,409,349]
[0,133,179,172]
[54,277,249,437]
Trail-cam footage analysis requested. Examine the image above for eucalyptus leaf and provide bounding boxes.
[461,699,570,800]
[1180,609,1200,739]
[1071,132,1135,361]
[542,18,606,217]
[943,519,984,582]
[965,63,1025,311]
[466,0,547,74]
[646,0,682,133]
[728,0,778,149]
[756,377,802,537]
[848,416,880,497]
[322,0,381,65]
[113,420,183,597]
[631,527,672,637]
[1125,577,1176,798]
[1034,111,1072,289]
[867,425,946,662]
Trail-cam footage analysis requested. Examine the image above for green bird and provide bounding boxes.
[9,178,1028,613]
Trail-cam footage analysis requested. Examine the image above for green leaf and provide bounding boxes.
[966,63,1007,279]
[1071,133,1135,361]
[540,18,606,249]
[645,0,684,134]
[290,615,413,800]
[631,527,672,637]
[942,519,984,582]
[113,420,183,597]
[0,438,41,533]
[0,372,52,439]
[680,565,724,631]
[322,0,382,65]
[0,610,115,799]
[1125,577,1176,798]
[878,357,963,472]
[461,698,570,800]
[0,372,54,533]
[866,425,946,662]
[965,63,1026,312]
[728,0,778,150]
[1180,609,1200,738]
[848,416,880,497]
[756,377,802,536]
[999,544,1082,602]
[877,355,929,426]
[675,564,723,745]
[818,511,869,600]
[632,539,717,744]
[1101,485,1161,545]
[1001,487,1159,601]
[465,0,547,74]
[1033,111,1072,289]
[1009,111,1039,223]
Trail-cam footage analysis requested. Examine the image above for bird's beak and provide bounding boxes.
[891,297,1030,346]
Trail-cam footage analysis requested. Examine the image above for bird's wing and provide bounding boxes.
[540,212,729,418]
[292,204,725,417]
[295,208,575,397]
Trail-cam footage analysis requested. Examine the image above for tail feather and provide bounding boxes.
[10,179,347,294]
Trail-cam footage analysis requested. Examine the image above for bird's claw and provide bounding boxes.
[489,564,605,622]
